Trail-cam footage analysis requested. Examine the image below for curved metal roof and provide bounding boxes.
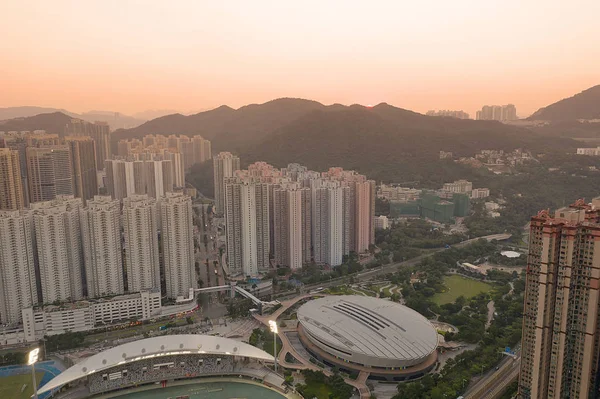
[298,295,438,363]
[37,334,273,395]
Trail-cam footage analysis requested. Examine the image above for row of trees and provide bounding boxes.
[44,331,86,352]
[394,281,524,398]
[390,240,525,398]
[376,219,465,250]
[248,327,282,357]
[296,369,354,399]
[226,298,255,318]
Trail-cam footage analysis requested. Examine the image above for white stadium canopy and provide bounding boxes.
[37,334,273,395]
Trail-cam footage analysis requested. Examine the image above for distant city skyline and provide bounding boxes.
[2,1,599,118]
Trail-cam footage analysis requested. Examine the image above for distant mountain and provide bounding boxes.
[0,112,74,134]
[182,100,577,196]
[112,98,328,151]
[0,106,77,120]
[132,109,179,120]
[0,107,147,130]
[79,111,145,130]
[528,85,600,121]
[242,104,576,183]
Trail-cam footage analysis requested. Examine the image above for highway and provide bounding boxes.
[463,347,520,399]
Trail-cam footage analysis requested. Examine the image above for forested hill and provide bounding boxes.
[242,105,576,181]
[528,85,600,121]
[0,112,73,134]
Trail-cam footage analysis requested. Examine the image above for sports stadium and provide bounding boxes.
[296,295,438,381]
[36,335,290,398]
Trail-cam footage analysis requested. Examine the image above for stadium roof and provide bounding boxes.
[37,334,273,394]
[298,295,438,363]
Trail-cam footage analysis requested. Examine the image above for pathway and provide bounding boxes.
[485,300,495,330]
[254,296,371,398]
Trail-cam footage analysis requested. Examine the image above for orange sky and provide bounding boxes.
[1,1,599,118]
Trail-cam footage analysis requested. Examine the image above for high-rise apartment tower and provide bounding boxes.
[519,199,600,399]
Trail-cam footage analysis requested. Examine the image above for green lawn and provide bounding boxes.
[0,372,45,399]
[433,275,492,305]
[324,285,353,295]
[301,381,332,399]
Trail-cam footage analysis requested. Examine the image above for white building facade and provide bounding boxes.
[123,195,161,293]
[0,210,39,325]
[161,192,196,299]
[22,290,161,341]
[81,196,125,297]
[213,152,240,215]
[31,196,85,303]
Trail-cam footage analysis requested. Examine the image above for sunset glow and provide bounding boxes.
[1,0,599,117]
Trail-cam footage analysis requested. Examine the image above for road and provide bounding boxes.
[463,347,520,399]
[193,204,225,303]
[253,234,511,398]
[273,233,512,299]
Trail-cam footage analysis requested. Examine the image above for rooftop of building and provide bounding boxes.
[297,295,438,362]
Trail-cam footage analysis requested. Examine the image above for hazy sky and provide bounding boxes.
[1,0,599,117]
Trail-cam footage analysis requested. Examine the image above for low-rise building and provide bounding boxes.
[378,185,421,202]
[22,290,161,341]
[374,215,389,230]
[442,180,473,194]
[471,188,490,199]
[439,151,453,159]
[577,147,600,156]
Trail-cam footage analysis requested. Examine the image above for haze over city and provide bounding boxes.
[2,0,600,117]
[3,2,600,399]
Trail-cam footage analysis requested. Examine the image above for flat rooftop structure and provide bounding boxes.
[297,295,438,369]
[500,250,521,258]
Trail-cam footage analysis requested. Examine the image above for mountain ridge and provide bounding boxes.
[528,85,600,121]
[0,106,148,129]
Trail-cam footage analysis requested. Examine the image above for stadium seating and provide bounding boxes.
[88,354,236,394]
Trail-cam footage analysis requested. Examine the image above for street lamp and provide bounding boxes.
[268,320,278,373]
[28,347,40,399]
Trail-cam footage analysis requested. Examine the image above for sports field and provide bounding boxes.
[0,371,45,399]
[433,275,492,305]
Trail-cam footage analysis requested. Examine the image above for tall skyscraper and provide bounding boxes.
[213,152,240,215]
[0,210,39,325]
[179,137,194,170]
[0,148,25,210]
[353,180,376,254]
[192,135,212,164]
[0,133,30,206]
[104,158,174,200]
[476,104,518,121]
[118,134,211,170]
[312,181,345,266]
[81,196,125,297]
[26,145,74,203]
[31,196,85,303]
[225,178,270,276]
[123,195,160,293]
[491,105,503,121]
[163,150,185,187]
[160,192,196,299]
[222,163,375,272]
[65,136,98,205]
[65,119,111,170]
[273,185,311,269]
[519,199,600,399]
[502,104,517,121]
